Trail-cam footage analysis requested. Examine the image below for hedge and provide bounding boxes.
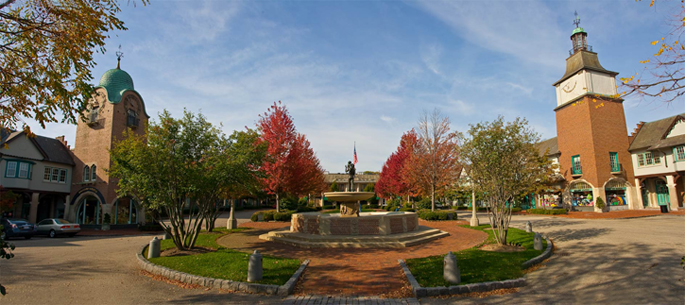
[250,209,296,222]
[322,205,334,210]
[527,208,568,215]
[416,209,455,221]
[399,207,415,212]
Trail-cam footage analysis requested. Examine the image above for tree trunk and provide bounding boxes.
[276,193,280,213]
[431,184,435,211]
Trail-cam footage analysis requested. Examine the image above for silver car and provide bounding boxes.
[36,219,81,238]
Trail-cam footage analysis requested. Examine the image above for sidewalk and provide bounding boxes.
[523,209,685,219]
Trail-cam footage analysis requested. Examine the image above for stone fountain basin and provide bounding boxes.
[291,211,418,236]
[323,191,375,202]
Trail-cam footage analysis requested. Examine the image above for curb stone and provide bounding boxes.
[398,237,553,298]
[136,242,309,296]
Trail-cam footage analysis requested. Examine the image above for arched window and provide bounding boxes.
[83,166,90,182]
[91,165,97,181]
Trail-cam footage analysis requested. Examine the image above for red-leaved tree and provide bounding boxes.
[257,102,326,212]
[404,109,462,211]
[376,129,418,201]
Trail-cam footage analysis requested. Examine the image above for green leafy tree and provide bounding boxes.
[462,116,554,245]
[0,0,147,134]
[204,128,266,232]
[110,110,234,250]
[330,180,339,192]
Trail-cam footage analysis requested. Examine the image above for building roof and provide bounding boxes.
[32,135,75,166]
[325,173,379,183]
[0,130,75,166]
[629,113,685,151]
[572,27,586,35]
[536,137,560,156]
[98,68,135,104]
[553,50,618,86]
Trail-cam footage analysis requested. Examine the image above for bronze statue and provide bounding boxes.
[345,161,356,191]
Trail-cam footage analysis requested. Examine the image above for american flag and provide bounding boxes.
[353,143,358,164]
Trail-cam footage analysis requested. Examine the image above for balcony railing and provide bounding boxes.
[571,165,582,176]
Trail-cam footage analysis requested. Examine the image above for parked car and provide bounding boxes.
[36,219,81,238]
[0,218,36,240]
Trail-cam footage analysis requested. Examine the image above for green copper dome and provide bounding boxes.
[97,68,134,103]
[572,27,586,35]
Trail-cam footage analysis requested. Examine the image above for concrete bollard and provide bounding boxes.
[247,250,263,282]
[525,221,532,233]
[163,231,171,240]
[443,251,461,284]
[148,237,160,259]
[534,233,543,251]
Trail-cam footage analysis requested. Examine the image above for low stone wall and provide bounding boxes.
[291,211,419,236]
[399,236,553,297]
[136,244,308,296]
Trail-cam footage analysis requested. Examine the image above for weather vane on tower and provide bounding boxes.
[116,44,124,69]
[573,11,581,28]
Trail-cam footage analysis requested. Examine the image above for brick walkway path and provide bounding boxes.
[79,228,162,236]
[282,295,420,305]
[524,209,685,219]
[218,220,488,297]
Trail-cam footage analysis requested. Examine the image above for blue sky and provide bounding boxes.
[25,0,683,173]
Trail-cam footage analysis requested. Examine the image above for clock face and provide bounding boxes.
[562,80,577,93]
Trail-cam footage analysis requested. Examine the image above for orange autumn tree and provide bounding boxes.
[257,102,325,212]
[404,109,462,211]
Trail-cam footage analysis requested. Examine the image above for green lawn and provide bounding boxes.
[148,229,301,286]
[404,225,546,287]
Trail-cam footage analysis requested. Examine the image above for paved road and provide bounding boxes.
[423,214,685,304]
[1,212,683,304]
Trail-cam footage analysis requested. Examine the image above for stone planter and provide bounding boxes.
[101,223,111,231]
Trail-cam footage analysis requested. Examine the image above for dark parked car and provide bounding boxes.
[0,218,36,240]
[36,219,81,238]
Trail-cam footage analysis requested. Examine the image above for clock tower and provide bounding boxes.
[553,13,636,211]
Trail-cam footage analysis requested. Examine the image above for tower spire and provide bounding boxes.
[115,44,124,69]
[569,12,589,55]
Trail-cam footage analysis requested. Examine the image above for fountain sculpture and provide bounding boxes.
[259,161,449,248]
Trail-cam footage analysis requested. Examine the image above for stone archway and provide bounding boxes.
[112,196,143,224]
[603,178,633,210]
[71,191,104,225]
[563,179,595,211]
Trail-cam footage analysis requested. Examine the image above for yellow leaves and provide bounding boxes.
[651,40,659,45]
[639,60,650,64]
[595,102,605,109]
[655,47,664,56]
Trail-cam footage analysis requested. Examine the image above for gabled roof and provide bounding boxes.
[0,130,75,166]
[629,113,685,151]
[536,137,560,156]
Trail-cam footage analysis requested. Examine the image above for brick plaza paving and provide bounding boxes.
[283,295,420,305]
[218,219,488,297]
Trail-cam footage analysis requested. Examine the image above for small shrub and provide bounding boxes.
[250,211,260,222]
[274,211,294,222]
[511,208,522,213]
[263,210,276,221]
[103,213,111,224]
[322,205,333,210]
[437,212,448,220]
[296,206,318,213]
[399,207,415,212]
[527,208,567,215]
[595,197,605,210]
[416,198,432,210]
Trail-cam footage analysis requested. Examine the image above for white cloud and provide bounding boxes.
[413,0,566,69]
[420,43,443,75]
[380,115,396,123]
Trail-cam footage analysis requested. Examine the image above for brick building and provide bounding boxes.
[538,20,683,212]
[68,60,150,225]
[1,59,150,225]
